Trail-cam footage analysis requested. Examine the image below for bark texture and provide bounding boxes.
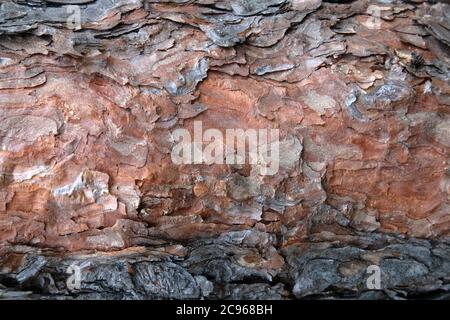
[0,0,449,299]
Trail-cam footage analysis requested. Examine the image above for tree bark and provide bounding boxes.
[0,0,449,299]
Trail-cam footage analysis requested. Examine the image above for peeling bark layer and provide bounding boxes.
[0,0,449,299]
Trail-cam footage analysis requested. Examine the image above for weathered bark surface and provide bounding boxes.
[1,234,450,299]
[0,0,449,299]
